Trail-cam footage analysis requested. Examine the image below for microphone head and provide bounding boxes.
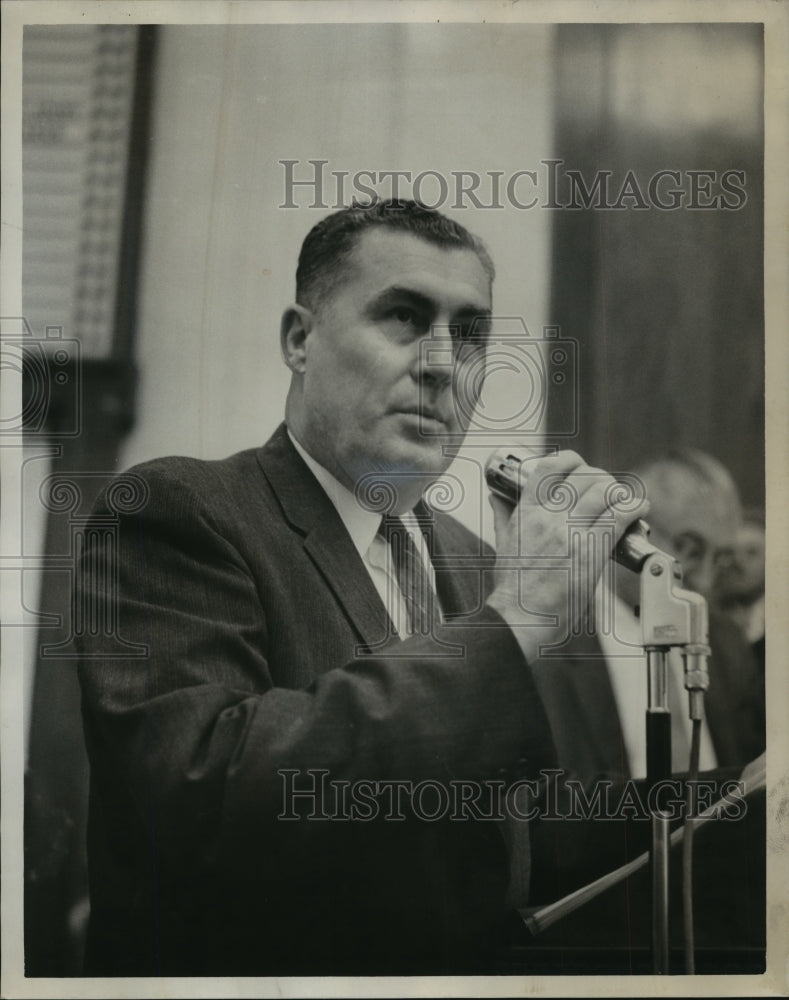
[484,446,532,506]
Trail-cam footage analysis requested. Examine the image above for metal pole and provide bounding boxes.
[646,648,672,974]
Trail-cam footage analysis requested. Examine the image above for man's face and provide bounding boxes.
[293,228,492,503]
[714,520,766,602]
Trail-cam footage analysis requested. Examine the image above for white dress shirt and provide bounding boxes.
[289,431,441,636]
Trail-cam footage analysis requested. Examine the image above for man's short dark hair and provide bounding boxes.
[295,198,495,312]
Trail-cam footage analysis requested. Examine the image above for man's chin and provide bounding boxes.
[347,441,452,509]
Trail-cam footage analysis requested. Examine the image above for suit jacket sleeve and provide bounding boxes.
[77,456,555,883]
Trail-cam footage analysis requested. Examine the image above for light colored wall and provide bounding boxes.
[122,23,556,542]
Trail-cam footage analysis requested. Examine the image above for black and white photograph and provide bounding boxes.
[2,1,788,996]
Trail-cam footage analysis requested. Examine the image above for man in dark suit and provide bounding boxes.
[76,199,650,976]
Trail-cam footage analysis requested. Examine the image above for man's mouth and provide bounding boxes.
[397,407,447,426]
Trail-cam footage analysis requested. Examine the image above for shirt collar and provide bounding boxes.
[288,429,383,559]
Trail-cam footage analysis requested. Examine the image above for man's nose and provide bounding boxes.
[412,324,457,387]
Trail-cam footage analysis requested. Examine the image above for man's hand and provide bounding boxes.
[486,450,650,663]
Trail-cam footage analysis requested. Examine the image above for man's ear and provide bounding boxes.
[672,530,708,587]
[280,304,315,374]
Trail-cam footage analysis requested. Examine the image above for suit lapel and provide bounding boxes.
[258,427,488,642]
[256,425,391,649]
[302,524,393,651]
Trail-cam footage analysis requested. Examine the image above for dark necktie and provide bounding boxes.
[378,515,437,636]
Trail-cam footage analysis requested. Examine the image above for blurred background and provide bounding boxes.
[19,21,764,975]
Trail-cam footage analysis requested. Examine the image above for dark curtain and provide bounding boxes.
[546,24,764,509]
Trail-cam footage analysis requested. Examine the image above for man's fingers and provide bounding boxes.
[528,464,650,540]
[489,493,514,539]
[568,473,648,516]
[526,450,585,494]
[489,491,509,521]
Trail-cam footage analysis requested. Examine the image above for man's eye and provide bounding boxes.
[393,307,416,325]
[453,319,489,342]
[452,326,488,357]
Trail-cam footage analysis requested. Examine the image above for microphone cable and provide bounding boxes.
[681,640,709,974]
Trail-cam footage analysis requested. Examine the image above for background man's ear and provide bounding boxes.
[672,530,709,591]
[280,305,314,373]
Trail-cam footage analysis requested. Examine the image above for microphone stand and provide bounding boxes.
[614,525,711,974]
[520,524,712,974]
[484,448,714,971]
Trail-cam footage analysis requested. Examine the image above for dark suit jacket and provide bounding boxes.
[76,424,558,976]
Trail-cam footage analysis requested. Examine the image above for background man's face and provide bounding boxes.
[297,228,492,499]
[714,520,766,602]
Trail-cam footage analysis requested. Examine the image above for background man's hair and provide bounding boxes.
[295,198,495,311]
[632,447,743,549]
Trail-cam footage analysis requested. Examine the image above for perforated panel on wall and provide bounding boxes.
[23,25,138,358]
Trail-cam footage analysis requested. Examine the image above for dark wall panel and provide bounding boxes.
[547,24,764,509]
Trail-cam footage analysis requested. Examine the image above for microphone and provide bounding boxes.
[484,446,655,574]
